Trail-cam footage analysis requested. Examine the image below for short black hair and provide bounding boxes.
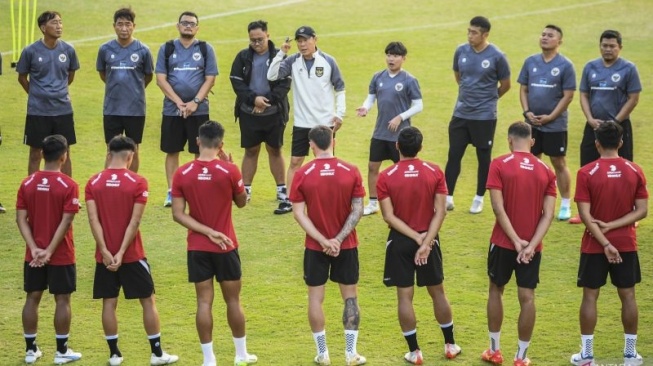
[508,121,532,139]
[470,16,491,32]
[545,24,563,38]
[594,121,623,150]
[114,7,135,23]
[308,126,333,150]
[198,120,224,148]
[600,29,622,46]
[248,20,268,32]
[108,135,136,153]
[385,41,407,56]
[178,11,199,24]
[397,126,423,158]
[38,11,61,27]
[42,135,68,162]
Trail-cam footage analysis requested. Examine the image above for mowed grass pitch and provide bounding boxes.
[0,0,652,364]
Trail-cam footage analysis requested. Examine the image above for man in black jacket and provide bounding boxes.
[230,20,291,213]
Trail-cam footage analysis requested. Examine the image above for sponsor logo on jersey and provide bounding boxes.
[198,166,212,181]
[106,173,121,187]
[519,157,534,171]
[37,177,50,191]
[607,164,622,178]
[320,163,334,176]
[404,164,419,178]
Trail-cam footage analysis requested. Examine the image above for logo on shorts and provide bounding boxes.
[611,73,621,82]
[192,52,202,61]
[58,54,67,62]
[131,53,139,62]
[320,163,334,176]
[551,67,560,76]
[481,59,490,68]
[395,82,404,92]
[315,67,324,77]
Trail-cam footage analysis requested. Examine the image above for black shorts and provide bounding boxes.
[187,250,242,283]
[104,115,146,144]
[577,252,641,289]
[448,116,497,150]
[383,230,443,287]
[24,263,76,295]
[291,126,336,157]
[93,260,155,299]
[487,244,541,289]
[239,112,285,149]
[24,114,76,148]
[304,248,359,286]
[369,138,399,163]
[531,129,567,157]
[160,114,209,154]
[580,120,633,166]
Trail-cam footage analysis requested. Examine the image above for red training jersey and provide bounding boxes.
[171,159,244,253]
[16,171,80,265]
[575,157,648,253]
[376,158,448,232]
[486,152,557,252]
[85,168,148,263]
[289,157,366,251]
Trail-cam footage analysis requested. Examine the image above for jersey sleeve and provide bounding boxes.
[15,47,32,74]
[376,171,389,201]
[68,46,80,72]
[204,43,219,76]
[635,165,648,199]
[135,177,149,204]
[230,164,245,197]
[154,43,167,74]
[486,159,503,190]
[143,46,154,75]
[434,167,448,195]
[16,183,27,210]
[352,167,366,198]
[170,168,184,198]
[561,59,577,90]
[368,73,379,95]
[452,46,462,72]
[96,45,106,72]
[407,77,423,100]
[574,169,591,203]
[626,64,642,94]
[579,64,591,93]
[84,176,96,202]
[63,181,80,214]
[545,168,557,197]
[517,57,529,85]
[496,52,511,80]
[328,56,345,92]
[289,169,306,203]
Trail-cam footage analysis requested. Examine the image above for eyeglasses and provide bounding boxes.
[249,38,266,45]
[179,21,197,28]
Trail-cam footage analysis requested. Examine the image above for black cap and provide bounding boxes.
[294,26,316,40]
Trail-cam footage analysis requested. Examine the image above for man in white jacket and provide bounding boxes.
[267,25,346,214]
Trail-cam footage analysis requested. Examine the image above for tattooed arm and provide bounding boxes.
[335,197,363,244]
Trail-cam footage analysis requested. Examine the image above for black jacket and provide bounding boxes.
[229,40,291,123]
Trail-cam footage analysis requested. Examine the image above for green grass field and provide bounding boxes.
[1,0,652,365]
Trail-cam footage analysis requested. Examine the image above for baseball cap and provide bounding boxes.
[294,26,316,40]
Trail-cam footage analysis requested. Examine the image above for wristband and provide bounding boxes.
[602,242,611,248]
[522,110,531,119]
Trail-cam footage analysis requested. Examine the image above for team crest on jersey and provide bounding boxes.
[519,157,534,171]
[37,178,50,192]
[192,52,202,61]
[404,164,418,178]
[131,53,139,62]
[611,73,621,82]
[315,67,324,77]
[395,82,404,92]
[551,67,560,76]
[58,53,67,62]
[607,164,622,178]
[198,166,212,181]
[481,59,490,68]
[320,163,334,176]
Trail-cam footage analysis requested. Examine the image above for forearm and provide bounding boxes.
[156,75,183,105]
[195,76,216,101]
[47,215,74,254]
[519,85,529,111]
[294,212,328,245]
[580,93,595,121]
[89,219,110,253]
[615,94,639,122]
[422,210,445,245]
[382,213,420,242]
[361,94,375,111]
[173,212,216,237]
[335,198,362,243]
[547,92,574,120]
[17,218,39,252]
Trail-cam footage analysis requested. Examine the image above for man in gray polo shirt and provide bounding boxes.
[518,24,576,221]
[155,11,218,207]
[17,11,80,177]
[97,7,154,173]
[444,16,510,214]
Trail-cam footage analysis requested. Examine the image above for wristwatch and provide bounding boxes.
[193,97,202,104]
